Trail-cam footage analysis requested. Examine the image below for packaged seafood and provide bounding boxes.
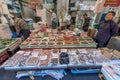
[26,57,38,66]
[59,52,69,64]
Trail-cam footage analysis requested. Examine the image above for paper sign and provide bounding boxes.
[52,54,59,58]
[40,55,47,60]
[31,52,39,57]
[104,0,120,6]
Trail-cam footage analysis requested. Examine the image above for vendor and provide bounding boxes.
[94,11,119,48]
[65,13,71,29]
[12,16,31,39]
[82,13,90,32]
[51,13,59,29]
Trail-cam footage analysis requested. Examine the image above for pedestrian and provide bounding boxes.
[51,13,59,29]
[12,16,31,39]
[82,13,90,32]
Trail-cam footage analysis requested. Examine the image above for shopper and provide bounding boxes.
[94,11,119,48]
[82,13,90,32]
[12,16,31,39]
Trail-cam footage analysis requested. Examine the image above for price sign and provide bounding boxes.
[104,0,120,6]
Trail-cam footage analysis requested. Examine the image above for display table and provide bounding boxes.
[2,48,120,79]
[102,61,120,80]
[0,39,21,63]
[20,29,97,49]
[0,49,9,64]
[2,48,102,79]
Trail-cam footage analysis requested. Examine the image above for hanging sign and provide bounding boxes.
[104,0,120,6]
[29,0,43,3]
[94,0,105,13]
[70,0,76,3]
[28,0,43,9]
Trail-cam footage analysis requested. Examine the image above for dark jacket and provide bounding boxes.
[52,18,59,29]
[83,17,90,31]
[94,20,118,48]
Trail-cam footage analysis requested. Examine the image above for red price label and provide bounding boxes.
[104,0,120,6]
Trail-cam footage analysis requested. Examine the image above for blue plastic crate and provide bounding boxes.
[71,68,100,74]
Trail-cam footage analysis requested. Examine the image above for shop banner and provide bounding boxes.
[104,0,120,7]
[94,0,105,13]
[0,2,10,15]
[70,0,76,3]
[29,0,43,9]
[29,0,43,3]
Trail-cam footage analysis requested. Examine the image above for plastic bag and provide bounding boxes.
[16,71,34,79]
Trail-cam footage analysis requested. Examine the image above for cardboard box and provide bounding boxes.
[113,50,120,58]
[87,29,96,38]
[101,48,113,59]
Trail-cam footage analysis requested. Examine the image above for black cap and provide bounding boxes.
[108,11,116,16]
[83,13,88,16]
